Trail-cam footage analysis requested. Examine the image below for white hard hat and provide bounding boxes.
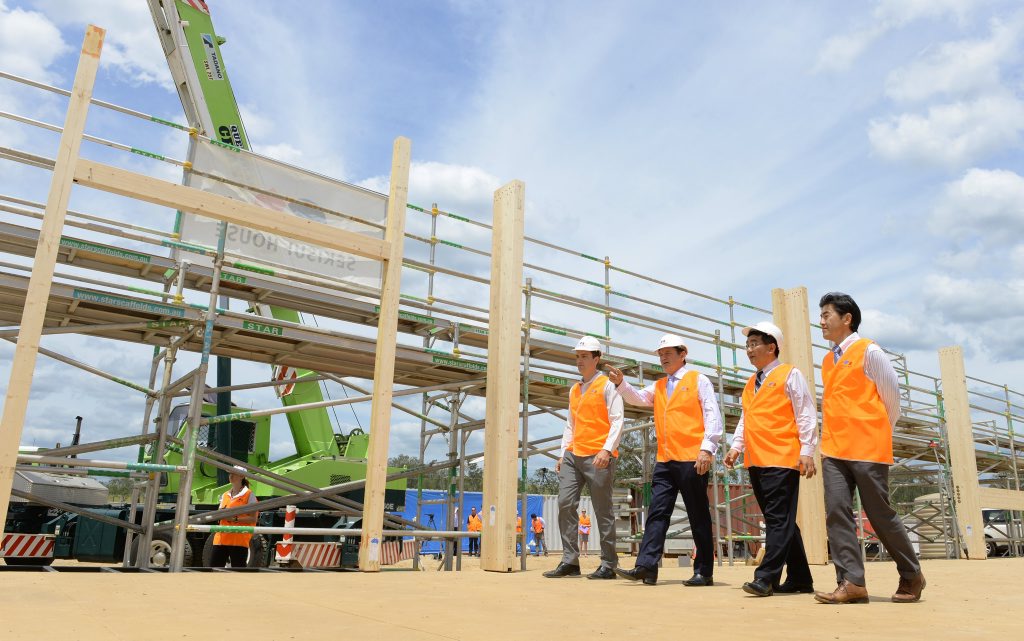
[231,465,248,474]
[742,321,784,348]
[574,336,603,352]
[656,334,687,351]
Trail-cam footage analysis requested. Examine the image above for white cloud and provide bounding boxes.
[867,94,1024,166]
[923,274,1024,322]
[0,1,68,81]
[30,0,172,90]
[815,26,887,73]
[253,142,305,166]
[885,16,1023,102]
[931,168,1024,239]
[1012,244,1024,270]
[815,0,989,72]
[861,308,955,351]
[874,0,985,25]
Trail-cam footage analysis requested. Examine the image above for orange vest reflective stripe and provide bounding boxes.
[532,518,543,533]
[213,487,257,547]
[569,375,618,457]
[821,338,894,465]
[467,514,482,532]
[740,364,801,469]
[516,517,522,533]
[652,370,705,462]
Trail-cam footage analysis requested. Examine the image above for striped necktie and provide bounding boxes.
[666,375,676,397]
[832,344,842,364]
[754,370,764,392]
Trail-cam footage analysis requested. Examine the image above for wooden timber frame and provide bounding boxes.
[0,26,413,569]
[481,180,526,572]
[0,25,106,531]
[771,286,827,564]
[938,346,1024,559]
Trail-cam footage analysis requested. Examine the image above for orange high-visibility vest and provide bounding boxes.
[516,517,522,533]
[467,514,482,532]
[821,338,894,465]
[578,515,591,534]
[213,486,258,548]
[652,370,705,462]
[569,375,618,457]
[740,364,801,469]
[532,518,544,533]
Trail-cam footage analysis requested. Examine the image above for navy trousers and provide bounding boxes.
[636,460,714,576]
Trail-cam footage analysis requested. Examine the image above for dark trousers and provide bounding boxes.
[468,535,479,556]
[823,457,920,586]
[209,544,248,567]
[636,460,714,576]
[748,466,812,585]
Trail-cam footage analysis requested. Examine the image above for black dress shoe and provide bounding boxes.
[587,566,616,580]
[683,573,714,586]
[543,562,581,578]
[614,565,657,584]
[775,580,814,594]
[742,578,774,597]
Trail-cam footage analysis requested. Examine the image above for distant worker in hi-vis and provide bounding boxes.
[544,336,623,580]
[814,292,925,604]
[578,510,591,556]
[467,506,482,557]
[607,334,722,587]
[208,466,259,567]
[724,321,817,597]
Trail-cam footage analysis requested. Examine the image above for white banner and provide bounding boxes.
[179,139,386,289]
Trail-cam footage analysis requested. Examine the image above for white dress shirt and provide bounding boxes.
[731,359,818,459]
[616,366,724,455]
[559,371,625,457]
[832,332,902,429]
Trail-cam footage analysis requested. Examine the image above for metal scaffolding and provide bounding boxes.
[0,32,1022,576]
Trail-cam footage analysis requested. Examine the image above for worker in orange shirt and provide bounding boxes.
[724,322,817,597]
[578,510,591,556]
[814,292,924,604]
[516,514,523,556]
[466,506,482,557]
[208,466,259,567]
[530,513,548,556]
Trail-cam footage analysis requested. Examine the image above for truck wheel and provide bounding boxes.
[247,534,269,568]
[131,532,193,568]
[201,535,268,568]
[3,556,55,567]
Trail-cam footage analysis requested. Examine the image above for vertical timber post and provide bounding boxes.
[359,136,411,572]
[481,180,526,572]
[938,345,986,559]
[771,286,827,564]
[0,25,105,529]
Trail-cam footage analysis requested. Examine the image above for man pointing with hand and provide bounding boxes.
[610,334,723,587]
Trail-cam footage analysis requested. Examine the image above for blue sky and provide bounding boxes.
[0,0,1022,468]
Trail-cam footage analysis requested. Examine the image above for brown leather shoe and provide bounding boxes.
[814,580,869,604]
[891,572,926,603]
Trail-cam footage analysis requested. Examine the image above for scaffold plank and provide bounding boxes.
[360,136,411,572]
[771,286,827,564]
[0,25,105,533]
[939,345,986,559]
[481,180,525,572]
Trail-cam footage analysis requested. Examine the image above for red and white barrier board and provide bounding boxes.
[2,533,55,559]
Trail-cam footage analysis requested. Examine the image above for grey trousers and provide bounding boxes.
[558,451,617,568]
[823,457,920,586]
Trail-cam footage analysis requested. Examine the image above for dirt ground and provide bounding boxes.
[1,554,1018,641]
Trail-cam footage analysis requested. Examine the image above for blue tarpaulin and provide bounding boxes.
[396,489,545,555]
